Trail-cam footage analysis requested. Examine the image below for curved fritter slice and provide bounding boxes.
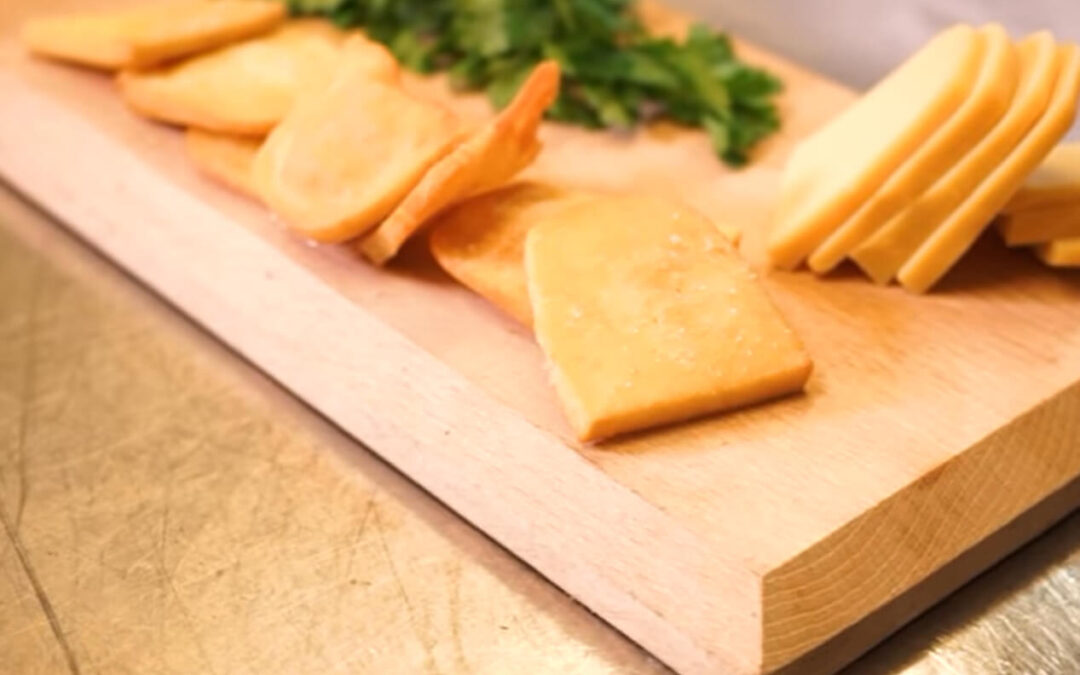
[118,20,344,135]
[429,182,590,326]
[359,60,561,265]
[252,36,463,243]
[184,129,262,200]
[526,195,812,442]
[21,1,285,71]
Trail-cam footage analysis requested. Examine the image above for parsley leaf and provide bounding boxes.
[286,0,781,166]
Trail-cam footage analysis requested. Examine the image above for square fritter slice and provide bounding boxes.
[526,196,812,442]
[118,20,343,135]
[22,1,285,71]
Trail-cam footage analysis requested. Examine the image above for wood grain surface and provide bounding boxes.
[4,182,1080,675]
[1,1,1079,673]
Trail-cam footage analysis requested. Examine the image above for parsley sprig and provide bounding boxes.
[285,0,782,166]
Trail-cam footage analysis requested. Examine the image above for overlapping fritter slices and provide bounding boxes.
[21,1,285,71]
[429,181,743,327]
[184,129,262,199]
[251,36,464,243]
[429,182,591,326]
[359,60,561,265]
[118,20,344,135]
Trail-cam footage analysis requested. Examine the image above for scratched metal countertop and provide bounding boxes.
[2,170,1080,673]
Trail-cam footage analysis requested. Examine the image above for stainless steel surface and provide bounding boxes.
[0,185,670,675]
[850,516,1080,674]
[1,175,1078,673]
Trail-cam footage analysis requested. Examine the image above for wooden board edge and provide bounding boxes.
[760,379,1080,671]
[0,73,769,675]
[774,472,1080,674]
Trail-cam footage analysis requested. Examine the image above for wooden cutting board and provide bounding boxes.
[1,2,1079,673]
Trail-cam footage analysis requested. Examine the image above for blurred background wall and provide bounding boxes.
[679,0,1080,136]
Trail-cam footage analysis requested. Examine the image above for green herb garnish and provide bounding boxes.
[285,0,782,166]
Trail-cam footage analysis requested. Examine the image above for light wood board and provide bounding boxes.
[1,2,1079,673]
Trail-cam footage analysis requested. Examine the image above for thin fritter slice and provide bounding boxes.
[1004,143,1080,212]
[118,20,344,135]
[807,24,1018,273]
[526,195,812,442]
[185,128,261,199]
[998,203,1080,246]
[252,36,463,243]
[899,44,1080,292]
[429,182,589,325]
[359,60,560,265]
[850,33,1060,284]
[1035,237,1080,266]
[22,1,285,71]
[767,25,982,269]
